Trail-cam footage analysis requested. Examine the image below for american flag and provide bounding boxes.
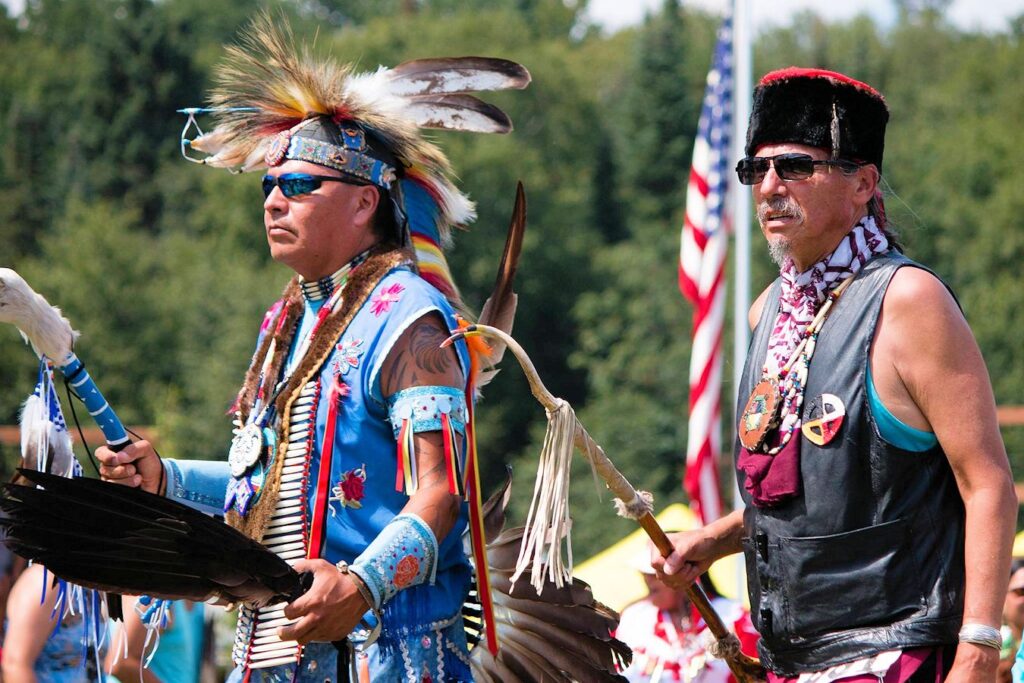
[678,15,733,525]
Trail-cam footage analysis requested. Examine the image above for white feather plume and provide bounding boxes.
[20,394,75,478]
[0,269,77,362]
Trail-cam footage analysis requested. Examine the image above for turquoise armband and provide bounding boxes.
[388,386,468,496]
[386,385,467,437]
[348,513,438,609]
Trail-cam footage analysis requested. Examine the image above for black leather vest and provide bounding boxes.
[735,253,965,675]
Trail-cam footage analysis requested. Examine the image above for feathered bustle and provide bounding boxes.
[468,474,631,682]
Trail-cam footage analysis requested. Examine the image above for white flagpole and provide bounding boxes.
[731,0,752,486]
[731,0,753,600]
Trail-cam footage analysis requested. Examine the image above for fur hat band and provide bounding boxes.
[745,67,889,170]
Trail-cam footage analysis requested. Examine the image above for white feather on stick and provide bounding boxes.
[19,393,75,478]
[0,268,77,361]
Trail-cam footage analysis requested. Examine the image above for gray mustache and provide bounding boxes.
[757,198,804,224]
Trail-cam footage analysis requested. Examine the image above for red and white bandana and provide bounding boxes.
[765,216,889,376]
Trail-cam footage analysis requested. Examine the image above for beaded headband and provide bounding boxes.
[265,120,397,189]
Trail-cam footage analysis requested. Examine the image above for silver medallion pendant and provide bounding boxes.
[228,423,265,478]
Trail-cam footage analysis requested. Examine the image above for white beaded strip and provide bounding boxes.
[233,380,317,670]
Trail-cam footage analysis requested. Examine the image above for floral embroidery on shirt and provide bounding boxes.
[330,465,367,510]
[333,338,364,375]
[371,283,405,317]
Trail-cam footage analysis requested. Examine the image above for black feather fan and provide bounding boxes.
[0,469,306,607]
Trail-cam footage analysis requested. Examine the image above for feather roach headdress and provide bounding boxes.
[184,15,531,307]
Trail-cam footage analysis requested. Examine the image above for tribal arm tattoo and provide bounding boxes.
[405,434,462,537]
[380,313,464,397]
[382,313,465,540]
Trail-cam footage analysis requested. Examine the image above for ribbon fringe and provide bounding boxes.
[440,412,465,496]
[511,399,577,594]
[395,419,418,495]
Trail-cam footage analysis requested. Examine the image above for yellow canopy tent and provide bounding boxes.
[1013,529,1024,557]
[573,503,747,613]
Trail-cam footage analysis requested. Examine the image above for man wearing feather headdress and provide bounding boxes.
[653,68,1015,683]
[96,16,530,682]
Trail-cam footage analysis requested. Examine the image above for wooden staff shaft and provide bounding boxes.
[459,324,764,682]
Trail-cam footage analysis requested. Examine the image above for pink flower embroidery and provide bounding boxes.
[371,283,405,317]
[331,466,367,510]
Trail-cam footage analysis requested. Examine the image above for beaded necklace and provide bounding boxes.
[738,274,854,453]
[228,250,370,481]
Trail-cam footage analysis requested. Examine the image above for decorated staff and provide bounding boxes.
[0,268,130,451]
[0,268,131,658]
[443,323,765,683]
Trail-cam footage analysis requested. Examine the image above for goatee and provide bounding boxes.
[768,238,790,268]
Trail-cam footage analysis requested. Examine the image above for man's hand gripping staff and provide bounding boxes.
[0,268,327,627]
[442,322,766,683]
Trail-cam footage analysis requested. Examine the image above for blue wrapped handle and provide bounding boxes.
[57,352,130,452]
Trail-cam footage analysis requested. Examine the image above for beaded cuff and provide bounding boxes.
[387,386,467,436]
[349,513,438,610]
[388,386,467,496]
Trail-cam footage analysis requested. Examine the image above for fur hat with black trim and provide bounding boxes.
[745,67,889,171]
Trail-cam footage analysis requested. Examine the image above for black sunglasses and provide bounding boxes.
[735,153,863,185]
[262,173,353,199]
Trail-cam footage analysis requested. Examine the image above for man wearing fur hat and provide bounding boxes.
[96,18,529,682]
[653,68,1015,682]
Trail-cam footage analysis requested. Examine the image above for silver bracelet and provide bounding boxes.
[336,561,382,650]
[957,623,1002,650]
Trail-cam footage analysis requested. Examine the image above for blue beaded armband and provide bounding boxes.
[387,386,467,437]
[388,386,468,496]
[349,513,438,609]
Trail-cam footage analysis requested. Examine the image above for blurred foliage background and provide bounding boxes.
[2,0,1023,563]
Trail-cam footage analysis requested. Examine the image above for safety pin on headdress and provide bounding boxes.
[176,107,257,165]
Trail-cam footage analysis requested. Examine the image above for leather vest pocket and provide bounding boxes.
[776,517,924,638]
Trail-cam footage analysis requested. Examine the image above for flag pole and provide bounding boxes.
[731,0,753,599]
[730,0,752,492]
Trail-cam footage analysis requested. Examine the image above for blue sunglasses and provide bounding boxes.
[262,173,353,199]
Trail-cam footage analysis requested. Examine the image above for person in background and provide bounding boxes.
[0,534,25,666]
[1000,559,1024,682]
[106,598,206,683]
[2,563,104,683]
[615,552,757,683]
